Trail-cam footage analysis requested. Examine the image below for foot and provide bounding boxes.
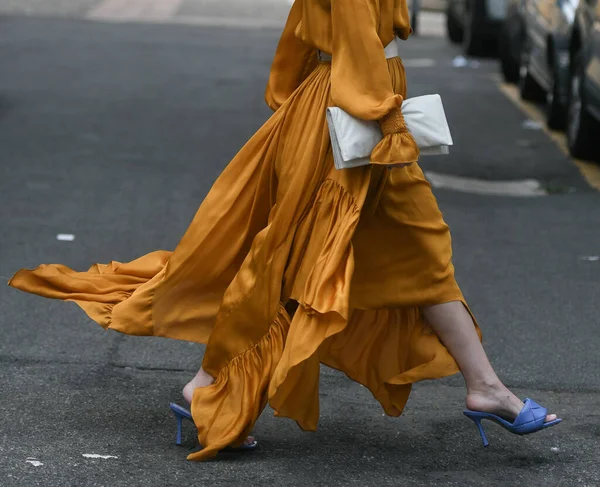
[466,381,557,423]
[182,370,257,450]
[237,436,257,449]
[182,368,215,404]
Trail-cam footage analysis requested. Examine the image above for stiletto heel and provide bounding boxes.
[464,413,490,447]
[175,415,183,445]
[463,398,561,447]
[170,403,191,446]
[169,403,258,451]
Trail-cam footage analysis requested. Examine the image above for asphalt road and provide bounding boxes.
[0,13,599,487]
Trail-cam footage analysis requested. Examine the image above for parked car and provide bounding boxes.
[566,1,600,159]
[446,0,509,56]
[499,0,579,130]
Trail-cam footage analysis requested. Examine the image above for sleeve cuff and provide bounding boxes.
[370,107,420,165]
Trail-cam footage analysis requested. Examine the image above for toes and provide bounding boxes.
[546,413,557,422]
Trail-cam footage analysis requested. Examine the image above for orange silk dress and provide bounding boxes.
[9,0,480,461]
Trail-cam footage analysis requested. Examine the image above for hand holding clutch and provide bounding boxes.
[326,94,454,171]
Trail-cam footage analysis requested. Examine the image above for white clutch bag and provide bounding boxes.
[326,94,453,170]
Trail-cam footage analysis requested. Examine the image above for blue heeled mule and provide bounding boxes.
[463,398,562,447]
[169,403,258,450]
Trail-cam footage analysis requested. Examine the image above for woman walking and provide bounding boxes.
[8,0,560,460]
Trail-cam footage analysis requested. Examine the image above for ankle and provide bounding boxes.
[466,377,504,396]
[182,368,215,404]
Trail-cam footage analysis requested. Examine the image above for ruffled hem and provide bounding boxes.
[320,301,480,417]
[187,304,291,461]
[268,179,361,430]
[8,251,171,337]
[189,178,361,459]
[370,131,420,166]
[284,178,360,314]
[186,179,480,461]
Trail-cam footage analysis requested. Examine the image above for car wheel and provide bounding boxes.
[546,60,566,130]
[498,25,519,83]
[519,46,545,102]
[567,52,600,159]
[447,5,463,43]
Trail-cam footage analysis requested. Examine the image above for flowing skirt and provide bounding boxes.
[9,58,480,460]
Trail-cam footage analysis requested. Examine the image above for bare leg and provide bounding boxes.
[422,301,557,422]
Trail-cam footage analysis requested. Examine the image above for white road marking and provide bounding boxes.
[88,0,186,21]
[581,256,599,262]
[88,6,285,29]
[451,55,480,69]
[82,454,119,459]
[85,1,445,36]
[26,459,43,466]
[56,234,75,241]
[402,58,436,68]
[162,15,284,29]
[425,171,547,197]
[522,119,543,130]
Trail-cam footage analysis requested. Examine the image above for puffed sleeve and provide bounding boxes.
[330,0,419,165]
[265,0,317,111]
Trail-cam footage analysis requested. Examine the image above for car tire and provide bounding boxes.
[447,5,464,43]
[546,60,566,130]
[567,51,600,159]
[519,46,546,102]
[498,25,520,83]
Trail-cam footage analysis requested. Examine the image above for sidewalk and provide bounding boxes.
[0,0,449,22]
[0,0,447,36]
[90,0,446,35]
